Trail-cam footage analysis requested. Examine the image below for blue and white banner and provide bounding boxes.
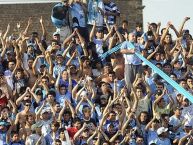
[135,52,193,103]
[99,41,193,103]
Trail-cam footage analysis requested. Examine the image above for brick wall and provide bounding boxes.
[0,0,143,38]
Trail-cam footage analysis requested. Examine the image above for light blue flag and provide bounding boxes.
[135,52,193,103]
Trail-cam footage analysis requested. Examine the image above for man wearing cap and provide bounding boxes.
[169,107,184,134]
[151,127,171,145]
[181,97,193,119]
[25,121,46,145]
[120,32,143,87]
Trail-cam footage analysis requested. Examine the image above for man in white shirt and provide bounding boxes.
[169,107,184,134]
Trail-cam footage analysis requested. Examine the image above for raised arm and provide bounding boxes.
[153,90,166,114]
[89,22,96,42]
[66,100,75,118]
[170,23,180,37]
[23,17,32,35]
[32,55,44,75]
[29,89,41,104]
[55,72,61,93]
[39,16,46,37]
[114,25,124,43]
[16,88,29,106]
[109,130,122,143]
[3,24,10,40]
[36,101,46,121]
[75,29,86,50]
[144,79,152,99]
[145,116,156,131]
[87,130,98,144]
[35,38,46,54]
[147,46,159,60]
[121,112,133,134]
[178,17,190,36]
[63,31,76,47]
[178,130,193,145]
[75,97,84,114]
[73,123,87,141]
[130,87,138,112]
[160,24,170,45]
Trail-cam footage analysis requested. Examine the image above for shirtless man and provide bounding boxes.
[15,100,35,129]
[81,57,92,77]
[26,58,38,88]
[111,52,125,80]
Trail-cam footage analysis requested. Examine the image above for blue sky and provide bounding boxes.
[143,0,193,37]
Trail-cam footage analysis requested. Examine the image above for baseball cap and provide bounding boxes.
[53,31,60,36]
[157,127,168,135]
[41,108,51,115]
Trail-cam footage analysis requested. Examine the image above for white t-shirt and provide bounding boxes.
[169,115,184,133]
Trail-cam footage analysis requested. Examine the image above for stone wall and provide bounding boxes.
[0,0,143,38]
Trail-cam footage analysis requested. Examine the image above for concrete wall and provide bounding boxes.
[0,0,143,38]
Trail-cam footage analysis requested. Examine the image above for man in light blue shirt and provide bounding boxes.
[120,32,142,86]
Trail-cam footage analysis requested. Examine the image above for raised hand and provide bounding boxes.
[17,22,21,29]
[0,30,2,37]
[7,24,10,32]
[184,17,190,22]
[40,16,43,24]
[28,17,32,25]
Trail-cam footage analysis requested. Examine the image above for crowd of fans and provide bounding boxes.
[0,0,193,145]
